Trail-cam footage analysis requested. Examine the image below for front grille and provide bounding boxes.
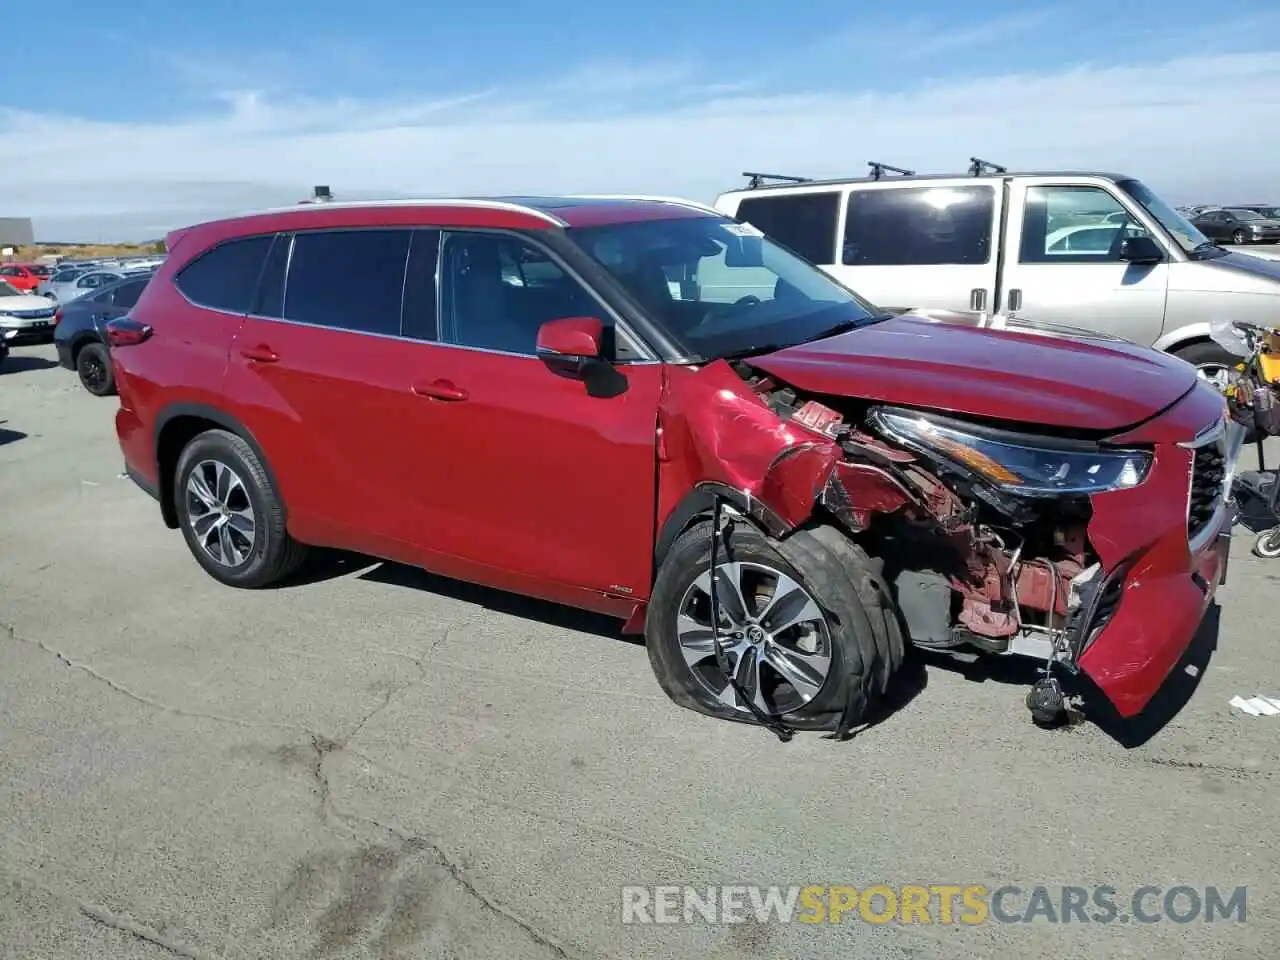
[1188,441,1226,539]
[6,308,55,319]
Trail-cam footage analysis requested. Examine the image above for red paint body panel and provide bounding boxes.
[655,361,840,535]
[1076,381,1231,716]
[750,315,1199,431]
[2,264,46,293]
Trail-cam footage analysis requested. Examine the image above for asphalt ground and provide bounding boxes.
[2,339,1278,959]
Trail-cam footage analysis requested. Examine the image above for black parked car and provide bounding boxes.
[53,273,151,395]
[1191,207,1280,245]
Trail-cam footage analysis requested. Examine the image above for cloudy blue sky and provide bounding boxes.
[2,0,1279,241]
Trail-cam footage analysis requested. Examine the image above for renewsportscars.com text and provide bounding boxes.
[620,884,1247,925]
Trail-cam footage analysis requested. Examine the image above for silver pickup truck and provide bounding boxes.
[714,163,1280,386]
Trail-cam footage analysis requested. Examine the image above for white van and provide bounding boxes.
[714,164,1280,385]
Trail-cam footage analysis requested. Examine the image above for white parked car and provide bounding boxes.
[0,281,59,342]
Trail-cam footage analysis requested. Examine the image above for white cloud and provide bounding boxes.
[3,49,1279,240]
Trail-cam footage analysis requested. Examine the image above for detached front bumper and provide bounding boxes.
[1076,388,1243,718]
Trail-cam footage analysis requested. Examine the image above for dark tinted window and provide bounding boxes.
[733,192,839,265]
[175,235,273,313]
[440,232,599,355]
[401,229,441,342]
[252,235,290,318]
[283,229,411,335]
[110,278,147,309]
[843,185,994,266]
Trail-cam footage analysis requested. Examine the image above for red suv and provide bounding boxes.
[107,196,1242,733]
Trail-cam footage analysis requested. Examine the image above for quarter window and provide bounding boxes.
[175,235,274,314]
[843,185,994,266]
[439,232,599,356]
[283,229,411,336]
[733,192,840,265]
[1019,186,1152,264]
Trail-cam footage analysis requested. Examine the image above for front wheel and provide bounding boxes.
[174,429,308,587]
[1174,341,1239,394]
[645,521,898,731]
[1233,229,1248,245]
[1254,527,1280,559]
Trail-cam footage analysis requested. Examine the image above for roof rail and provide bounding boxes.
[867,162,915,181]
[742,171,812,189]
[968,157,1007,176]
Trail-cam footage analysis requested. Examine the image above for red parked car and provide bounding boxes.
[106,196,1242,733]
[0,263,52,294]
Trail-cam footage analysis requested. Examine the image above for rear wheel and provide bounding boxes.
[645,521,893,731]
[75,342,115,396]
[173,429,308,587]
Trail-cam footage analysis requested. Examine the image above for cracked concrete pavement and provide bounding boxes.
[2,341,1279,959]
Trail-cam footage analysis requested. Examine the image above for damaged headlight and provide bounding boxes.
[869,408,1152,497]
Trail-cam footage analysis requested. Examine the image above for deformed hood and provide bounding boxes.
[748,314,1197,433]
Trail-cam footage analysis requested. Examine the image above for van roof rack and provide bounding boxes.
[968,158,1007,176]
[742,171,813,189]
[867,162,915,180]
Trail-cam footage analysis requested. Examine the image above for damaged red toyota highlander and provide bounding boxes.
[107,196,1242,732]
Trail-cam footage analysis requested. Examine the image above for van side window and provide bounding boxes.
[1019,186,1152,264]
[283,229,412,336]
[843,186,994,266]
[438,232,601,356]
[175,236,274,314]
[733,192,840,265]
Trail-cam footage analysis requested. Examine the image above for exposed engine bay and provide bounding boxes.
[730,360,1122,674]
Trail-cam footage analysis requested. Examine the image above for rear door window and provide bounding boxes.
[110,278,148,309]
[732,192,840,265]
[175,235,274,313]
[843,185,995,265]
[282,229,411,336]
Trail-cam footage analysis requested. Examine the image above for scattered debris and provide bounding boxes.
[1230,695,1280,717]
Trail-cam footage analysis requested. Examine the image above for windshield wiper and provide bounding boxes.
[795,312,895,345]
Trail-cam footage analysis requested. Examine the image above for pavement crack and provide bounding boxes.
[2,621,301,734]
[1145,756,1272,779]
[327,809,576,959]
[5,866,214,959]
[3,624,302,737]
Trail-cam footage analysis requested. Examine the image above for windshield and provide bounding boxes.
[1118,179,1211,254]
[1227,208,1263,220]
[0,282,21,297]
[568,216,881,360]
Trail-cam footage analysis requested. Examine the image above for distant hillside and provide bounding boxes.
[9,241,166,260]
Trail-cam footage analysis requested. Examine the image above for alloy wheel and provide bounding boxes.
[184,459,256,567]
[675,560,832,716]
[1196,363,1231,393]
[79,353,108,392]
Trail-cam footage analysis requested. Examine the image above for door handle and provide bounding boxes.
[969,288,988,312]
[411,379,469,401]
[240,344,279,363]
[1007,289,1023,312]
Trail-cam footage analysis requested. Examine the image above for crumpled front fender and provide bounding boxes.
[654,361,841,551]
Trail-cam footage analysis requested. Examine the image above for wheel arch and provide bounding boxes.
[652,481,791,576]
[69,332,104,365]
[1151,322,1215,356]
[153,403,283,530]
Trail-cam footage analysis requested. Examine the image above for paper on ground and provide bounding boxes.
[1230,696,1280,716]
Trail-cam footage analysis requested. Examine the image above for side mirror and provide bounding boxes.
[1119,236,1164,264]
[536,316,604,363]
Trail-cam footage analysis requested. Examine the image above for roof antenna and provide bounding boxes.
[867,162,915,181]
[300,185,333,204]
[968,158,1007,176]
